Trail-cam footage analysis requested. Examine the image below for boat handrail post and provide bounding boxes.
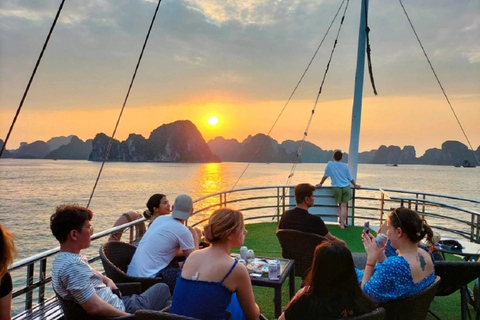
[379,191,385,225]
[275,187,280,222]
[351,188,356,226]
[26,263,34,310]
[347,0,369,181]
[39,258,47,304]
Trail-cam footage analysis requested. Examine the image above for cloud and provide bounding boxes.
[184,0,324,26]
[0,0,478,151]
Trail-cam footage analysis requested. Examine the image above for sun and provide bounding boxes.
[207,116,219,126]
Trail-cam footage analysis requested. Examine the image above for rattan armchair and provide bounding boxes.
[380,276,441,320]
[100,241,165,292]
[335,307,386,320]
[276,229,327,277]
[430,261,480,320]
[55,283,140,320]
[135,309,198,320]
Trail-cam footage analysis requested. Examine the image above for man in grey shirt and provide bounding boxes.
[51,204,170,317]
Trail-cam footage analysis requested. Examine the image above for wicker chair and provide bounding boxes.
[135,309,198,320]
[335,307,386,320]
[431,261,480,320]
[55,283,140,320]
[99,241,165,292]
[380,276,441,320]
[152,306,268,320]
[276,229,327,277]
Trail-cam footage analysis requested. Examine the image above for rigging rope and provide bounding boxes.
[364,0,378,95]
[230,0,348,191]
[286,0,351,185]
[0,0,66,158]
[86,0,164,208]
[398,0,480,166]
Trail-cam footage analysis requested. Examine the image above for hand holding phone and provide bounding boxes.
[363,221,370,234]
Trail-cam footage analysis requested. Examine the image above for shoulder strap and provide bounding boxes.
[122,213,133,222]
[220,260,238,284]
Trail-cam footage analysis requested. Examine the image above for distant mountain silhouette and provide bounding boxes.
[3,124,479,166]
[0,139,12,158]
[45,136,92,160]
[208,136,480,166]
[46,135,75,151]
[12,141,50,159]
[89,120,220,163]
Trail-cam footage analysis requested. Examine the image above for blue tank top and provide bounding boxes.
[170,260,238,320]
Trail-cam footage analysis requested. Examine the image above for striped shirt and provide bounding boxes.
[52,252,125,311]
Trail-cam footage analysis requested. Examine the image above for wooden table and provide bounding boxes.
[248,258,296,319]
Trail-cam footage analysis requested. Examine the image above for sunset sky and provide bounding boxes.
[0,0,478,156]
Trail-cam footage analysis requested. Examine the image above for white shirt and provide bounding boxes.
[324,160,353,187]
[127,215,194,277]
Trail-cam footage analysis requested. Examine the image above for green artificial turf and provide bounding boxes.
[238,222,476,320]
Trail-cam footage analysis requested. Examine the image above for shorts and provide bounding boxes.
[332,185,351,204]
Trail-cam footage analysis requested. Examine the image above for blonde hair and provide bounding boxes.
[0,224,16,279]
[203,208,244,243]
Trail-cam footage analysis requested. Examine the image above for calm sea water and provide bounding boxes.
[1,159,479,260]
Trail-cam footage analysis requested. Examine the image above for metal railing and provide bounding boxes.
[9,185,480,317]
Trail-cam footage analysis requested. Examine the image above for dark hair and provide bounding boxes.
[290,241,374,316]
[294,183,315,204]
[50,204,93,243]
[203,208,244,244]
[333,149,343,161]
[144,193,166,219]
[389,207,433,243]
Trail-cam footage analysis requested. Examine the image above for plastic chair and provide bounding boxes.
[54,283,139,320]
[99,241,165,292]
[380,276,441,320]
[276,229,327,277]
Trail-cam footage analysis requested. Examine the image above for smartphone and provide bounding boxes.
[363,221,370,234]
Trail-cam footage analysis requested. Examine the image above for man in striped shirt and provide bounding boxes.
[50,204,170,317]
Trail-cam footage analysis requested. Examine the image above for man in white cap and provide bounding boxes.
[127,194,201,292]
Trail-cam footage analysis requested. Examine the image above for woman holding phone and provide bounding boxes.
[359,207,435,303]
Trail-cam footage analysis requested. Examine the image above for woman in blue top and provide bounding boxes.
[170,208,260,320]
[359,207,435,303]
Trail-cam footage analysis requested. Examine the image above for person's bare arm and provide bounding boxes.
[234,265,261,320]
[93,270,117,291]
[81,294,129,316]
[350,179,361,189]
[0,292,12,320]
[325,232,347,247]
[188,226,201,250]
[315,176,328,188]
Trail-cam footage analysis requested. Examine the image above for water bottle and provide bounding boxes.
[376,233,388,248]
[276,260,282,276]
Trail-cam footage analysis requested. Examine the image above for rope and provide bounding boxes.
[286,0,351,185]
[230,0,348,191]
[86,0,164,208]
[0,0,66,158]
[398,0,480,166]
[364,0,378,95]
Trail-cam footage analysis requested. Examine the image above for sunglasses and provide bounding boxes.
[392,208,402,227]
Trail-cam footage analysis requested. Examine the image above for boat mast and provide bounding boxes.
[348,0,368,181]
